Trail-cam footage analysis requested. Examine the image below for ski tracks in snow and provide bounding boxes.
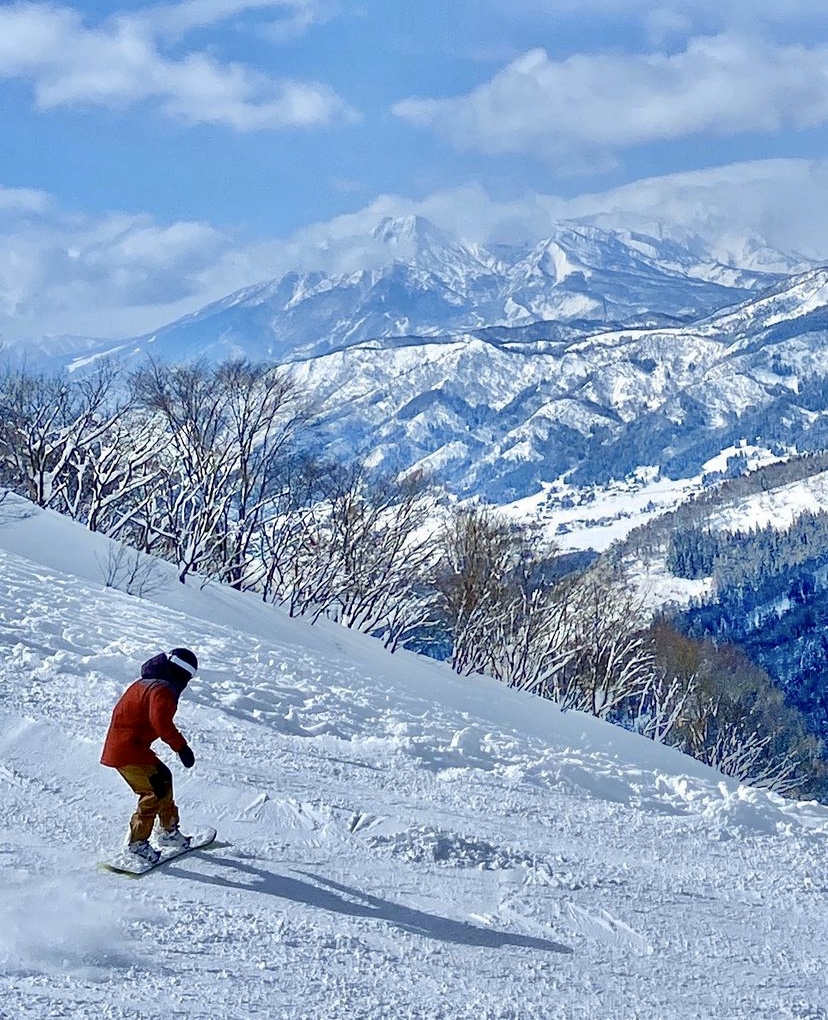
[2,544,828,1017]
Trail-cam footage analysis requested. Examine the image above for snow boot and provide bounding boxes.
[128,839,160,864]
[155,826,191,850]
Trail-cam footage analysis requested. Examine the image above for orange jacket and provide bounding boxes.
[101,678,188,767]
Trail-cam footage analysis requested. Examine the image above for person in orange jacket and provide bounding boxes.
[101,647,198,863]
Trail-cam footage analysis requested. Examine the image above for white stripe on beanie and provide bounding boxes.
[168,652,197,677]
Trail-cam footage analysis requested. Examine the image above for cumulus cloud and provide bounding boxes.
[394,35,828,169]
[0,202,285,338]
[0,2,356,130]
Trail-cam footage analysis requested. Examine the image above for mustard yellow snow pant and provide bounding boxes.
[117,761,180,843]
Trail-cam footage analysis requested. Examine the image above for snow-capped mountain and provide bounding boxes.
[66,216,790,370]
[274,264,828,502]
[500,224,781,325]
[22,215,828,512]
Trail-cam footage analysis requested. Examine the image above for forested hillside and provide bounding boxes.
[621,452,828,749]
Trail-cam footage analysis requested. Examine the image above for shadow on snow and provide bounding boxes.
[168,855,573,955]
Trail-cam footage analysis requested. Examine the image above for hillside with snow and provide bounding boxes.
[270,265,828,502]
[2,497,828,1019]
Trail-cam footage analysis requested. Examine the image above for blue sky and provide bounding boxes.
[4,0,828,339]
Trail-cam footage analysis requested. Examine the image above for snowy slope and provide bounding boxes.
[705,469,828,535]
[2,499,828,1019]
[621,464,828,612]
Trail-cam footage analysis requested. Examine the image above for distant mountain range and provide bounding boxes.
[284,264,828,500]
[12,215,828,503]
[63,215,797,367]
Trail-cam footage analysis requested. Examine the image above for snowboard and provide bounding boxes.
[100,826,218,876]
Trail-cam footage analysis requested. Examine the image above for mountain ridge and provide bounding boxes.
[11,216,828,510]
[61,214,797,371]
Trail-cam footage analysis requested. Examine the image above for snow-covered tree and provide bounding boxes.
[60,408,165,538]
[130,359,305,585]
[558,569,656,718]
[257,462,441,648]
[0,362,129,511]
[434,505,527,676]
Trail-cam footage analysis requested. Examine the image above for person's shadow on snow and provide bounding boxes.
[168,855,573,955]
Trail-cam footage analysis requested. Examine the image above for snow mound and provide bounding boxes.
[363,824,538,870]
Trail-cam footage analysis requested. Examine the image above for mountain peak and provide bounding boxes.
[370,214,456,249]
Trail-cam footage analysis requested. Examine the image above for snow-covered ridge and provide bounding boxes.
[2,496,828,1018]
[278,264,828,503]
[57,213,793,372]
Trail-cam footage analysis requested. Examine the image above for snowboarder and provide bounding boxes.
[101,647,199,864]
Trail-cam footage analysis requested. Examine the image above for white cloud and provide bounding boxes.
[276,159,828,262]
[0,186,52,215]
[0,2,355,130]
[0,202,279,338]
[393,36,828,168]
[563,160,828,260]
[260,0,336,42]
[142,0,333,42]
[643,8,695,44]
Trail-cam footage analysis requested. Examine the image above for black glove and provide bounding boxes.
[178,744,195,769]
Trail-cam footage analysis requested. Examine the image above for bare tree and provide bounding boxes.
[648,623,821,794]
[246,454,320,605]
[0,362,129,510]
[485,581,582,697]
[97,542,168,598]
[258,462,441,648]
[211,360,307,588]
[556,568,656,717]
[433,509,654,708]
[434,505,526,676]
[704,722,804,793]
[320,468,438,633]
[131,358,305,585]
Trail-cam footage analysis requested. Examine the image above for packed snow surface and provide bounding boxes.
[2,499,828,1019]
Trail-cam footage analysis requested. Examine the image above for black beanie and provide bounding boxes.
[168,647,198,682]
